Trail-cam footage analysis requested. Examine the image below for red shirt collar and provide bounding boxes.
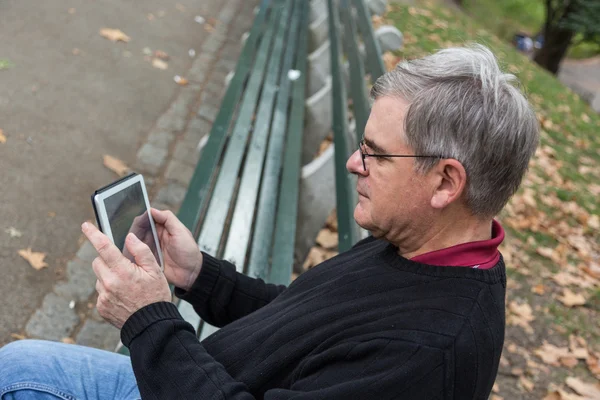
[410,220,504,269]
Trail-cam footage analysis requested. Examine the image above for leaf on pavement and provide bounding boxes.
[557,288,586,307]
[152,58,168,70]
[61,337,76,344]
[99,28,130,43]
[154,50,169,61]
[103,155,129,177]
[0,128,6,143]
[18,248,48,270]
[565,377,600,399]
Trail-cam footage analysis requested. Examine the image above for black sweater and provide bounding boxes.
[122,237,506,399]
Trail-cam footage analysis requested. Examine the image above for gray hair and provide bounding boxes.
[371,44,539,217]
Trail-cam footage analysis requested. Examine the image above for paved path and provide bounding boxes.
[0,0,258,347]
[559,56,600,112]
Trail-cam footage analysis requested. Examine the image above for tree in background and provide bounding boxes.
[534,0,600,74]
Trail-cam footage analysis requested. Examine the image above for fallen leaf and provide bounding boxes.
[537,246,555,260]
[316,229,338,249]
[519,376,535,392]
[535,341,572,366]
[5,227,22,237]
[581,113,590,123]
[154,50,169,60]
[532,284,546,295]
[565,377,600,399]
[99,28,130,43]
[68,7,76,14]
[0,128,6,143]
[204,24,215,33]
[557,288,586,307]
[152,58,168,70]
[326,210,338,232]
[382,51,400,71]
[61,337,75,344]
[102,155,129,177]
[587,353,600,379]
[303,247,327,270]
[10,333,26,340]
[175,3,186,12]
[492,383,500,393]
[18,248,48,270]
[560,356,579,368]
[490,396,503,400]
[507,301,535,333]
[174,75,188,85]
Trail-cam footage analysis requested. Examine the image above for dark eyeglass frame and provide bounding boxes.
[358,139,443,171]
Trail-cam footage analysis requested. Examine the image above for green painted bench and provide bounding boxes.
[327,0,386,251]
[117,0,309,354]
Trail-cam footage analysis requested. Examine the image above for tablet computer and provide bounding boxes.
[91,173,164,270]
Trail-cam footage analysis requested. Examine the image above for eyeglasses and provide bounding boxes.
[358,139,443,171]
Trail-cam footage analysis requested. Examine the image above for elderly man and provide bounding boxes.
[0,44,538,399]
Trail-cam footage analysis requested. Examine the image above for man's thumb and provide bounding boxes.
[125,233,159,272]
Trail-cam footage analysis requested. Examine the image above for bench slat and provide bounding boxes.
[268,0,309,285]
[327,0,361,252]
[341,0,370,143]
[197,3,283,258]
[352,0,386,82]
[177,0,272,235]
[246,0,305,280]
[222,0,295,269]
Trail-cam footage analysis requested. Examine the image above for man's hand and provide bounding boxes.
[151,208,203,291]
[82,222,172,329]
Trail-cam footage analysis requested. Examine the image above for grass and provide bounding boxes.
[460,0,599,59]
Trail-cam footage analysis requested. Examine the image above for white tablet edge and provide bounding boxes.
[93,174,164,271]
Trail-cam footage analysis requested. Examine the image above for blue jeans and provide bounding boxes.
[0,340,140,400]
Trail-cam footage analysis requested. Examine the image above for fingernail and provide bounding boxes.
[82,222,88,231]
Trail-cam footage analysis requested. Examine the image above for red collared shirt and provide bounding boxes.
[410,220,504,270]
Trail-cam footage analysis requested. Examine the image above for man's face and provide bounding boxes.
[346,96,435,241]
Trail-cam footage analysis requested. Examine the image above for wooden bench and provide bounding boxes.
[117,0,309,354]
[115,0,385,355]
[327,0,386,250]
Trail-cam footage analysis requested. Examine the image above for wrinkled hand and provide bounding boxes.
[82,222,172,329]
[151,208,203,291]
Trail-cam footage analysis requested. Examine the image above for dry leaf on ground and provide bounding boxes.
[557,288,586,307]
[0,128,6,143]
[103,155,129,177]
[152,58,168,70]
[18,248,48,270]
[532,284,546,295]
[534,341,572,366]
[61,337,76,344]
[519,376,535,392]
[316,229,338,249]
[303,247,330,270]
[99,28,130,43]
[587,352,600,379]
[565,377,600,399]
[507,301,535,334]
[10,333,26,340]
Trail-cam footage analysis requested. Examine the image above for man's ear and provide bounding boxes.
[430,159,467,210]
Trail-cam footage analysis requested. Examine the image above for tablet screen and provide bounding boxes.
[103,181,160,265]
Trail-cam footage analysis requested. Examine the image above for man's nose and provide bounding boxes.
[346,149,368,176]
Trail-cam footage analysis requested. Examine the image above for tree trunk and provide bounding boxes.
[534,27,574,74]
[533,0,576,75]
